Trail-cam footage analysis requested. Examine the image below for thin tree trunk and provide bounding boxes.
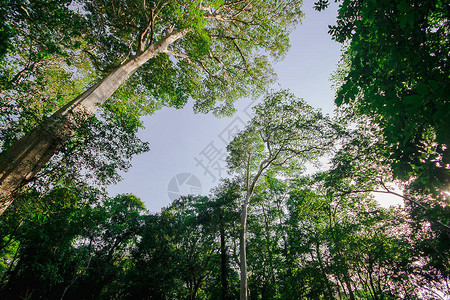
[261,202,276,297]
[344,274,355,300]
[239,196,250,300]
[315,240,333,298]
[0,29,190,215]
[219,210,228,300]
[239,151,270,300]
[61,254,92,300]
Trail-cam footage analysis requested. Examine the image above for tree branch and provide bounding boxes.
[163,50,192,63]
[210,34,249,42]
[232,0,253,18]
[208,50,230,80]
[338,186,450,231]
[196,59,227,85]
[221,0,251,9]
[232,40,250,71]
[83,50,107,72]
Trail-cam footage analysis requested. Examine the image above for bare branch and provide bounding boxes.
[204,13,257,27]
[83,50,107,72]
[210,34,249,42]
[149,7,154,46]
[196,60,227,85]
[139,23,152,52]
[163,50,192,63]
[339,187,450,231]
[221,0,251,9]
[208,50,230,80]
[120,39,135,65]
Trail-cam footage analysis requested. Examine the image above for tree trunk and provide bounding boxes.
[315,240,333,298]
[343,274,355,300]
[0,58,143,214]
[0,29,190,215]
[239,196,250,300]
[219,210,228,300]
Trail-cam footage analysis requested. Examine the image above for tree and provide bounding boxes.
[0,0,304,214]
[317,0,449,203]
[321,0,450,275]
[320,115,450,297]
[126,195,225,299]
[206,179,241,300]
[245,178,290,299]
[0,0,92,149]
[226,90,336,299]
[0,183,149,299]
[324,115,450,285]
[67,193,145,299]
[0,185,104,299]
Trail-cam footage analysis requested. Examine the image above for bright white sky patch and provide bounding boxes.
[373,185,405,208]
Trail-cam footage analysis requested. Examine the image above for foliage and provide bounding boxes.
[125,194,237,299]
[226,89,339,299]
[40,109,150,188]
[322,0,449,201]
[0,187,146,299]
[0,1,448,299]
[0,173,447,299]
[0,1,306,213]
[321,1,450,283]
[325,116,450,289]
[1,0,305,130]
[227,89,337,181]
[77,0,304,116]
[0,185,103,299]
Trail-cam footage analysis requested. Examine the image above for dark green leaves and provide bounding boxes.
[330,0,450,202]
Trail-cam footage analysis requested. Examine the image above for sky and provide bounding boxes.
[106,1,403,212]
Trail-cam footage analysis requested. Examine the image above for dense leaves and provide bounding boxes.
[1,171,447,299]
[78,0,304,116]
[0,1,448,299]
[0,0,305,213]
[324,0,449,201]
[226,90,338,299]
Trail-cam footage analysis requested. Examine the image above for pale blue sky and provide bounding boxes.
[106,1,402,212]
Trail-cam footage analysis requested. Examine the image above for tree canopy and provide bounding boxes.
[0,0,304,214]
[318,0,449,201]
[0,1,448,299]
[226,90,338,299]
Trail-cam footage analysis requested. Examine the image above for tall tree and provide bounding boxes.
[285,174,419,299]
[316,0,449,202]
[245,178,289,299]
[0,0,304,214]
[324,119,450,294]
[69,193,145,299]
[226,90,336,299]
[0,185,104,299]
[206,179,241,300]
[318,0,450,273]
[126,195,225,299]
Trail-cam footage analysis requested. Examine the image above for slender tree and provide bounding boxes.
[209,179,241,300]
[226,90,336,299]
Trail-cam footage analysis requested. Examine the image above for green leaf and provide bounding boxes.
[404,94,422,106]
[397,1,409,13]
[416,82,428,96]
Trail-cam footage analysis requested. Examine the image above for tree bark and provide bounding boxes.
[239,195,250,300]
[219,210,228,300]
[0,29,190,215]
[315,240,334,298]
